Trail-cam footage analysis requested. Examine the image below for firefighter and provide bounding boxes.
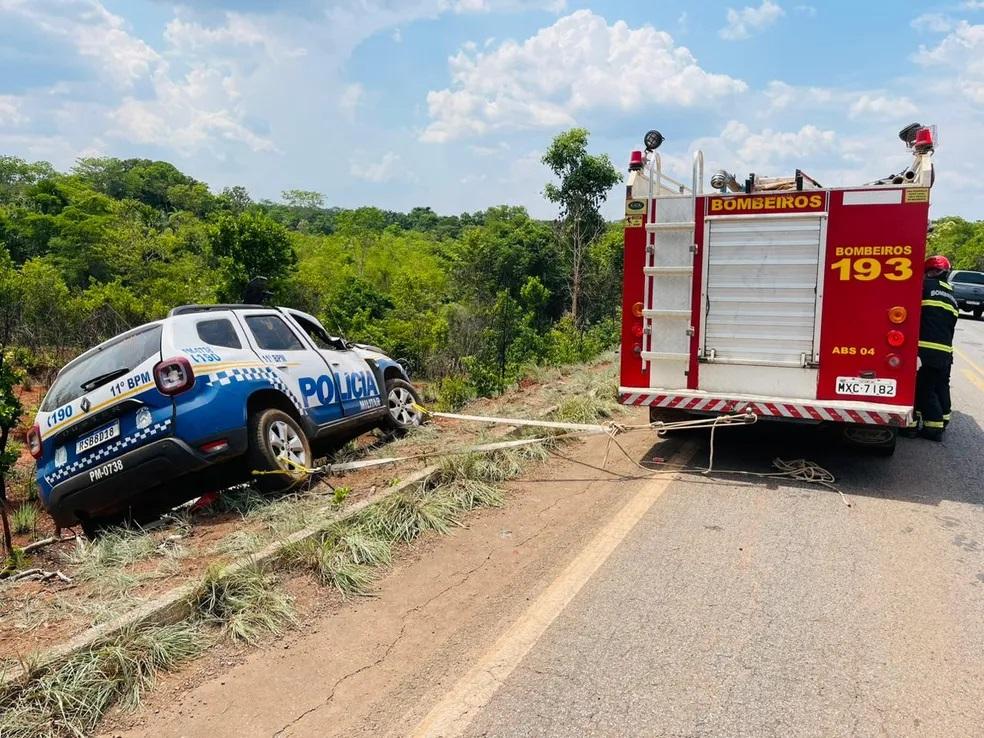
[910,255,958,441]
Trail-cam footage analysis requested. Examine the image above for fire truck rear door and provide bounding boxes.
[700,213,825,397]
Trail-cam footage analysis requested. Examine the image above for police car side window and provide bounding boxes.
[245,315,305,351]
[292,315,342,351]
[197,319,242,349]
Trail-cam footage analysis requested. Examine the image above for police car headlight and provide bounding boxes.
[136,406,152,430]
[55,446,67,468]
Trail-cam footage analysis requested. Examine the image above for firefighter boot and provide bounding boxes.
[918,426,943,442]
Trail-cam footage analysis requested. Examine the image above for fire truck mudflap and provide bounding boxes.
[619,128,935,447]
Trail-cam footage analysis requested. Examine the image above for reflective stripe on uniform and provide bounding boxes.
[921,299,959,317]
[924,420,945,429]
[940,281,952,289]
[943,413,952,420]
[918,340,954,353]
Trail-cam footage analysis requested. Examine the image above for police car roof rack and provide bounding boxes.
[168,304,270,317]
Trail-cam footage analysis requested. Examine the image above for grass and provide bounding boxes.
[65,529,159,582]
[551,394,615,425]
[11,504,39,535]
[215,486,269,517]
[0,622,208,738]
[281,523,391,596]
[192,563,296,645]
[209,530,264,558]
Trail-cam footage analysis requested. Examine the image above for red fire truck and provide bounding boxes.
[619,125,937,455]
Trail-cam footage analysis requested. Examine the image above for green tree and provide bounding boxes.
[0,254,23,556]
[209,211,297,301]
[281,189,325,210]
[542,128,621,325]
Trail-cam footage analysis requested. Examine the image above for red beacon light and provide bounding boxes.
[914,127,934,152]
[628,150,644,171]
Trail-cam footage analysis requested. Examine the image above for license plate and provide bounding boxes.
[76,421,120,454]
[835,377,897,398]
[89,459,123,482]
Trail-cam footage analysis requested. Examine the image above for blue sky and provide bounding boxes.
[0,0,981,220]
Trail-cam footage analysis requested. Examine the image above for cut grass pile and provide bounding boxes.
[66,529,159,582]
[192,562,296,645]
[0,622,207,738]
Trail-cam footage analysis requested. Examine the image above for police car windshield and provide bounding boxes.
[42,326,163,411]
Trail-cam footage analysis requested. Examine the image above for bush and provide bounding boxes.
[435,375,475,411]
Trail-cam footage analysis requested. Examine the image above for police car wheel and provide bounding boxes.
[384,378,422,434]
[248,409,312,492]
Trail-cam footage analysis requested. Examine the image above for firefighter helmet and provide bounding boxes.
[924,255,950,272]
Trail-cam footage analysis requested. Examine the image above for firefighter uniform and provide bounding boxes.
[915,275,958,439]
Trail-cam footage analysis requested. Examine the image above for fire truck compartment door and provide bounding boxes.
[702,215,824,371]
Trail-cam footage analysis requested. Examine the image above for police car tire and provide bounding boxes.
[248,409,312,493]
[384,378,423,434]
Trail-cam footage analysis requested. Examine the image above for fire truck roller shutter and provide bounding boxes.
[702,215,824,367]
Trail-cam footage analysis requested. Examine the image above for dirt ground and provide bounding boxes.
[0,357,620,672]
[100,410,679,737]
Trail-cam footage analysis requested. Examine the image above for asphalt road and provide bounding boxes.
[454,317,984,738]
[117,320,984,738]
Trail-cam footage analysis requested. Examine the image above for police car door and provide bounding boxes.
[234,310,343,426]
[283,312,383,417]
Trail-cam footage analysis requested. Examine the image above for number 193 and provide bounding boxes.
[830,257,912,282]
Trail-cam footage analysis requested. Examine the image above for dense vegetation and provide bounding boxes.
[927,216,984,272]
[0,131,622,409]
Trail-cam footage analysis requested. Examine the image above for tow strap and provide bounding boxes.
[251,408,759,480]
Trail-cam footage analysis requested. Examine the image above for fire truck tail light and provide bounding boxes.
[886,330,905,348]
[886,353,903,369]
[632,323,644,338]
[888,306,907,324]
[631,302,644,318]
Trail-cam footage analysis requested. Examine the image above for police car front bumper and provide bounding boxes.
[44,433,245,527]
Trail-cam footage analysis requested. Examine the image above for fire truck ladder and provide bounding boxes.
[641,151,703,385]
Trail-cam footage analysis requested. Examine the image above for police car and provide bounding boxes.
[26,305,422,535]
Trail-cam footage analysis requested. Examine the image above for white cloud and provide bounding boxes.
[422,10,746,142]
[911,13,953,33]
[715,121,838,164]
[0,0,159,88]
[763,80,837,111]
[111,66,277,154]
[719,1,784,41]
[963,1,984,9]
[350,151,401,182]
[339,83,365,116]
[849,94,918,120]
[915,21,984,103]
[794,5,816,16]
[0,96,27,126]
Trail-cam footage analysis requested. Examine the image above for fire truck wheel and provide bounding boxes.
[973,308,982,320]
[842,425,897,456]
[648,406,692,426]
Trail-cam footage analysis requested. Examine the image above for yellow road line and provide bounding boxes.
[409,441,699,738]
[955,346,984,380]
[962,368,984,393]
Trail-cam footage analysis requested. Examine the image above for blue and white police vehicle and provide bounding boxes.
[26,305,422,535]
